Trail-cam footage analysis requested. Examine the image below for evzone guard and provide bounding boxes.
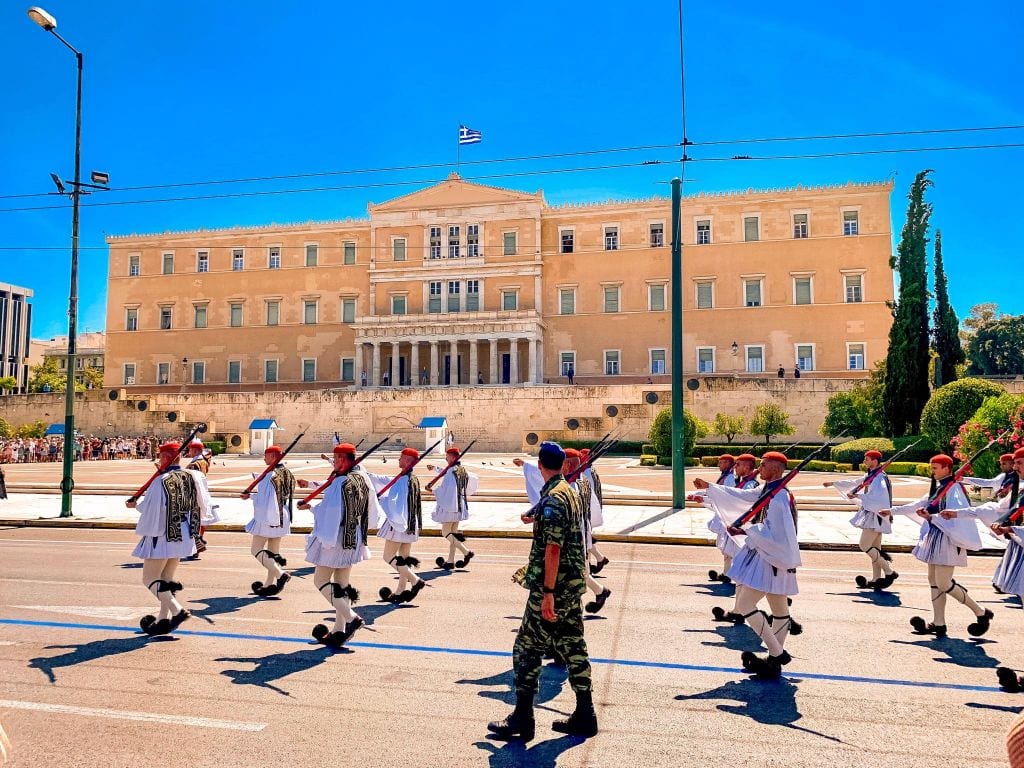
[993,449,1024,692]
[579,448,611,574]
[298,441,385,649]
[691,453,760,585]
[428,445,480,570]
[183,438,217,560]
[965,452,1021,594]
[824,449,898,591]
[240,445,295,597]
[126,438,212,636]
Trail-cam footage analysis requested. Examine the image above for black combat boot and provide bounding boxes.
[551,690,598,737]
[487,692,535,742]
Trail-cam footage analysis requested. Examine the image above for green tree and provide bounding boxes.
[931,230,963,386]
[0,416,13,438]
[883,170,934,437]
[16,420,47,438]
[711,413,745,444]
[82,367,104,390]
[952,394,1024,478]
[749,403,796,444]
[965,314,1024,375]
[962,302,1001,337]
[0,376,17,392]
[920,377,1005,450]
[27,357,84,394]
[820,363,885,438]
[649,406,707,459]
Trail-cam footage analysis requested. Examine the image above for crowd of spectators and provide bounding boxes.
[0,436,159,464]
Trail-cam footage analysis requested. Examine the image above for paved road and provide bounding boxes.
[0,529,1019,767]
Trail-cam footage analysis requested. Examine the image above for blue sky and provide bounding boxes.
[1,0,1021,338]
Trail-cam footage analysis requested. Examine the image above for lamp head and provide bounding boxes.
[49,173,65,195]
[27,6,57,31]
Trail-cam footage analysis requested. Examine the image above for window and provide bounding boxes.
[343,242,356,265]
[604,350,620,375]
[391,295,407,315]
[696,219,711,245]
[503,231,517,256]
[192,361,206,385]
[268,247,281,269]
[743,216,760,242]
[197,251,209,273]
[193,305,207,329]
[697,347,715,373]
[651,349,666,374]
[845,274,863,303]
[447,280,461,312]
[745,346,764,373]
[502,290,518,311]
[649,284,666,312]
[302,358,317,382]
[264,360,278,383]
[560,229,575,254]
[843,210,859,236]
[650,223,664,248]
[796,344,815,371]
[744,279,763,307]
[603,286,620,313]
[305,244,319,267]
[467,224,480,257]
[604,226,619,251]
[303,300,318,325]
[159,307,173,330]
[559,288,575,315]
[848,343,866,371]
[341,298,356,323]
[447,226,461,259]
[123,363,136,386]
[232,249,244,271]
[696,281,714,309]
[162,252,174,275]
[229,303,243,327]
[129,254,140,277]
[429,227,442,259]
[793,213,808,239]
[341,358,355,381]
[228,360,241,384]
[125,308,139,331]
[466,280,480,311]
[266,300,280,326]
[794,277,812,305]
[392,238,406,262]
[428,281,442,313]
[157,362,170,385]
[560,351,576,376]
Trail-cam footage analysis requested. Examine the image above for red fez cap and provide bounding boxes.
[265,445,283,456]
[401,447,420,459]
[1000,453,1014,462]
[736,453,757,463]
[864,450,883,460]
[1013,448,1024,461]
[334,443,356,456]
[930,454,954,467]
[580,448,591,457]
[446,446,460,455]
[564,448,581,459]
[719,454,735,463]
[189,439,204,448]
[762,451,788,465]
[158,441,181,454]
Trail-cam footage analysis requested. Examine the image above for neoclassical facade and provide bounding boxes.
[103,175,894,391]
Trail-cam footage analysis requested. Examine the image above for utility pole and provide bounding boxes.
[670,178,685,508]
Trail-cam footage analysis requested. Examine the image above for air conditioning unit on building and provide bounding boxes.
[225,432,250,454]
[107,388,126,401]
[135,399,152,412]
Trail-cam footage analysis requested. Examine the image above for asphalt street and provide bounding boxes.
[0,529,1019,767]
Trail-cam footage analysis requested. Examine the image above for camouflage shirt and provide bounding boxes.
[523,474,586,599]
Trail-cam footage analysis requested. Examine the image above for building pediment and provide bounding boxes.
[369,173,544,214]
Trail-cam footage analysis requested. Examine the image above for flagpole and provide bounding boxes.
[456,123,461,175]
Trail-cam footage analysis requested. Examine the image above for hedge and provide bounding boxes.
[692,443,830,460]
[883,461,932,477]
[831,436,937,467]
[656,456,701,467]
[206,440,227,455]
[560,439,644,455]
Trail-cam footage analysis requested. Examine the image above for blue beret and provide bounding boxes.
[538,441,566,470]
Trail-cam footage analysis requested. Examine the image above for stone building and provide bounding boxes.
[0,282,33,393]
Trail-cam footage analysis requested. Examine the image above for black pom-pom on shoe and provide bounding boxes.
[968,609,994,637]
[997,666,1023,693]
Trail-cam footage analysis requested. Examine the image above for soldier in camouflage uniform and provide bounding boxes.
[489,442,598,742]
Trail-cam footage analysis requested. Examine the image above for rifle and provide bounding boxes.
[426,439,477,491]
[240,425,309,496]
[566,437,619,484]
[728,435,845,529]
[925,431,1010,514]
[376,438,444,497]
[127,423,208,503]
[298,435,391,506]
[848,438,924,496]
[321,437,366,462]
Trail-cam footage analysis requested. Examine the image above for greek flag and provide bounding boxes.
[458,125,482,145]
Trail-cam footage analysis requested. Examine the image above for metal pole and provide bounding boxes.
[670,178,685,508]
[59,50,83,517]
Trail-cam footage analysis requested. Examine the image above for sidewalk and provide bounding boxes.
[0,492,1007,553]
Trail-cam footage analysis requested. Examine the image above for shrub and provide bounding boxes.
[649,406,708,459]
[881,461,931,477]
[205,440,227,456]
[640,455,656,466]
[641,443,655,455]
[0,416,13,439]
[693,443,826,460]
[804,460,838,472]
[951,394,1024,478]
[561,439,644,455]
[699,456,720,467]
[831,437,895,466]
[836,463,853,472]
[749,403,796,444]
[920,378,1005,450]
[16,420,47,438]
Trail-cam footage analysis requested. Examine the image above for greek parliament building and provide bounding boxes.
[103,175,894,391]
[0,282,33,393]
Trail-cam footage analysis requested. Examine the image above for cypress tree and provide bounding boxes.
[931,229,964,386]
[883,170,933,436]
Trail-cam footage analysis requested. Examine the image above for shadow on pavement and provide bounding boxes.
[457,664,569,709]
[682,581,736,598]
[966,701,1024,714]
[29,635,151,684]
[889,637,1001,668]
[475,734,585,767]
[189,595,264,624]
[681,625,763,653]
[827,590,903,607]
[217,646,342,695]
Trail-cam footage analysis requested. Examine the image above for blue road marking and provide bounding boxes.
[0,617,1004,694]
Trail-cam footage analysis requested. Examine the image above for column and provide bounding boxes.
[469,339,478,386]
[430,341,439,386]
[354,342,363,387]
[509,338,519,385]
[371,342,381,387]
[386,343,395,386]
[489,338,498,384]
[528,337,538,384]
[410,341,420,386]
[537,337,545,383]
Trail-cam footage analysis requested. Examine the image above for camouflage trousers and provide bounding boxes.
[513,589,592,695]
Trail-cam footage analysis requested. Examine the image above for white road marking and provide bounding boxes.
[12,605,148,621]
[0,699,266,731]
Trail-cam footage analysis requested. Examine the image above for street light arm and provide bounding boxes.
[48,29,82,57]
